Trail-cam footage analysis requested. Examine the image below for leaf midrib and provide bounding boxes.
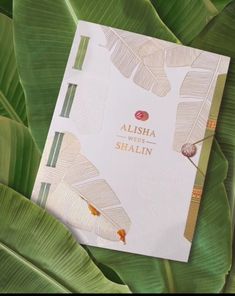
[163,260,176,293]
[0,240,71,293]
[64,0,78,25]
[110,28,169,86]
[0,91,23,124]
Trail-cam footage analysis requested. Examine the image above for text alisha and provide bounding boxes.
[115,124,156,156]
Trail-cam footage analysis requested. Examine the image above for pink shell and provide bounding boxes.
[181,143,197,157]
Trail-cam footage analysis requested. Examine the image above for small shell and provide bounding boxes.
[181,143,197,157]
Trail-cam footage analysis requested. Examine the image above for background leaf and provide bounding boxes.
[0,116,40,197]
[210,0,234,12]
[0,13,27,125]
[0,0,12,17]
[13,0,178,151]
[12,0,234,293]
[225,261,235,293]
[0,183,130,293]
[151,0,218,44]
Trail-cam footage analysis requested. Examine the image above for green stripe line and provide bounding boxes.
[40,183,47,207]
[37,182,46,206]
[41,183,51,208]
[60,84,77,118]
[73,36,90,70]
[51,133,64,167]
[65,85,76,117]
[46,132,64,167]
[46,132,59,167]
[60,85,72,116]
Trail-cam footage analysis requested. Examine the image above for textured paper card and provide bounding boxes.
[32,21,230,262]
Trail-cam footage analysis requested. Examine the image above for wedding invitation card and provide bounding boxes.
[32,21,230,262]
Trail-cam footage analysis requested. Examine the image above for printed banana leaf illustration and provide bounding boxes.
[51,180,131,243]
[166,47,226,69]
[101,26,172,97]
[166,46,201,67]
[34,132,131,244]
[172,53,229,152]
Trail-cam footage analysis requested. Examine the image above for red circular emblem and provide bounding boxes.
[135,111,149,121]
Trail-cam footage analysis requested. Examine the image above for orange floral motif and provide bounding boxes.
[192,187,203,203]
[117,229,127,244]
[207,119,217,130]
[88,204,100,216]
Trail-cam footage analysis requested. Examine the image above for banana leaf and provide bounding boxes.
[0,116,40,197]
[151,0,218,43]
[11,0,235,293]
[0,183,130,293]
[225,256,235,293]
[13,0,178,151]
[0,13,27,125]
[211,0,234,12]
[0,0,12,17]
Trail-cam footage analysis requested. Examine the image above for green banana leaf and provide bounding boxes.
[225,257,235,293]
[5,0,234,293]
[0,183,130,293]
[0,0,12,17]
[13,0,178,151]
[151,0,218,43]
[0,116,40,197]
[0,13,27,125]
[211,0,234,12]
[11,0,234,293]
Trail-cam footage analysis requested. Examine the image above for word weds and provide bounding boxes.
[115,124,156,156]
